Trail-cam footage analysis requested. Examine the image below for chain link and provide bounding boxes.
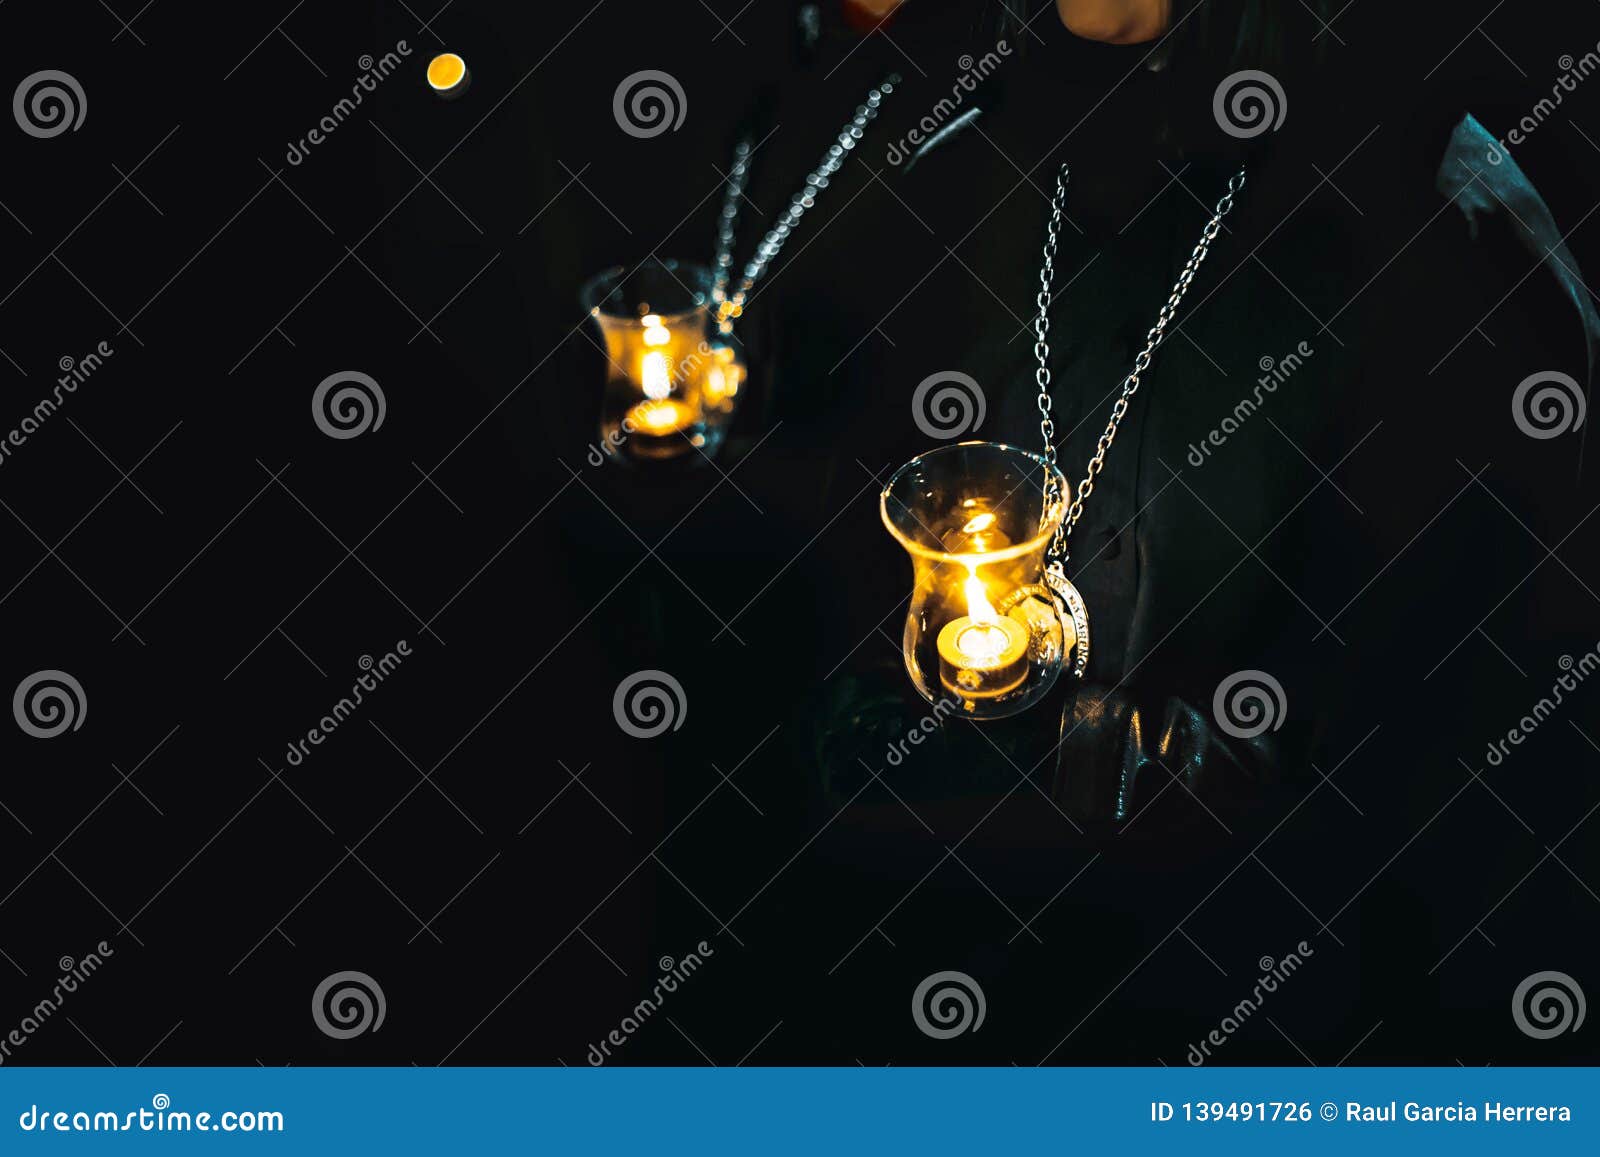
[710,138,753,311]
[1034,164,1070,562]
[1033,164,1246,565]
[714,75,901,332]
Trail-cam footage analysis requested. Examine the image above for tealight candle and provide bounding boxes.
[625,397,696,435]
[619,397,700,459]
[937,573,1030,698]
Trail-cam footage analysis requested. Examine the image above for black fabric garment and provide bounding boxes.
[801,20,1340,826]
[798,9,1598,831]
[471,0,1600,1064]
[754,5,1600,1062]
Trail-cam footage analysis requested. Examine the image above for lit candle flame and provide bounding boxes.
[639,314,674,400]
[641,351,671,400]
[963,570,998,625]
[955,569,1008,660]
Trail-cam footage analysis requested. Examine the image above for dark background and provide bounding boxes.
[1,0,1597,1067]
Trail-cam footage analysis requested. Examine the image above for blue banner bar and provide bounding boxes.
[2,1068,1595,1153]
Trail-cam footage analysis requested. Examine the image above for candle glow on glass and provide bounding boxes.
[941,504,1010,554]
[640,354,671,399]
[639,314,673,400]
[583,260,725,463]
[936,561,1030,698]
[701,343,743,409]
[597,308,708,455]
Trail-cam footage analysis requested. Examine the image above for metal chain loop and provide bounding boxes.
[714,75,901,332]
[710,138,753,311]
[1035,165,1246,565]
[1034,164,1070,561]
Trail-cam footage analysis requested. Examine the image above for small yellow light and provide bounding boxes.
[427,53,469,97]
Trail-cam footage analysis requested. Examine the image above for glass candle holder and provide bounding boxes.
[880,442,1073,720]
[582,259,727,464]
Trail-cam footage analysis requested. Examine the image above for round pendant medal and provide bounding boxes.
[1044,563,1091,680]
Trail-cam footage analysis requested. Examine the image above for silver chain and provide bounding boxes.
[1034,162,1246,565]
[712,75,901,331]
[1033,165,1070,564]
[710,137,753,311]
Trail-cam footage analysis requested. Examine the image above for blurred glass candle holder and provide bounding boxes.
[881,442,1072,720]
[581,259,745,465]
